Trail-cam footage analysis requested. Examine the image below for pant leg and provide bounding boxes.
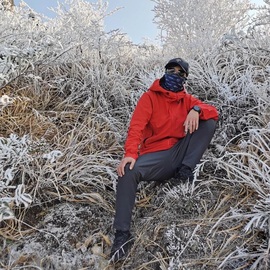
[170,119,217,170]
[113,166,139,231]
[113,150,176,231]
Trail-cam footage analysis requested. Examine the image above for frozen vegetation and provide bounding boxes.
[0,0,269,269]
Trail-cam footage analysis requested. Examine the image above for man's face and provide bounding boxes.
[165,65,187,77]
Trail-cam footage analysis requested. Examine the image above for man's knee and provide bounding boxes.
[200,119,217,133]
[117,164,141,184]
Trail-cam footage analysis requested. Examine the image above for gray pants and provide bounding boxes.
[113,119,217,231]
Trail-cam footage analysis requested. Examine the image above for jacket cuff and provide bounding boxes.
[124,153,138,160]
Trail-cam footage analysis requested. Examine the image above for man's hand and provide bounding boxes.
[184,110,200,134]
[117,157,136,177]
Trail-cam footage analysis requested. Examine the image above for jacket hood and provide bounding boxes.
[149,79,187,102]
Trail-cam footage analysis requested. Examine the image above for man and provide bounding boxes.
[110,58,218,262]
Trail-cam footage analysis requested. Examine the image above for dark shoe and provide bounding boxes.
[175,165,194,182]
[110,230,134,263]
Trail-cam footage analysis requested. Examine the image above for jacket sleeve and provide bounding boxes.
[124,93,152,160]
[189,95,219,120]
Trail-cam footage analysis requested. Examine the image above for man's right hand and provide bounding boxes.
[117,157,136,177]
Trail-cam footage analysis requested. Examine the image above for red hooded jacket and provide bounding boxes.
[124,79,218,159]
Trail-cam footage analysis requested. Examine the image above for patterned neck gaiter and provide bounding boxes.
[161,73,187,92]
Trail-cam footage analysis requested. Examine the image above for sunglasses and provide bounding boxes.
[166,67,186,77]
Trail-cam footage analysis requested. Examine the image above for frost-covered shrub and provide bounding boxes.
[153,0,250,58]
[0,134,33,221]
[0,0,164,142]
[186,30,270,149]
[213,126,270,269]
[187,26,270,268]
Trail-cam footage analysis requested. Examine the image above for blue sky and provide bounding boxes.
[14,0,265,44]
